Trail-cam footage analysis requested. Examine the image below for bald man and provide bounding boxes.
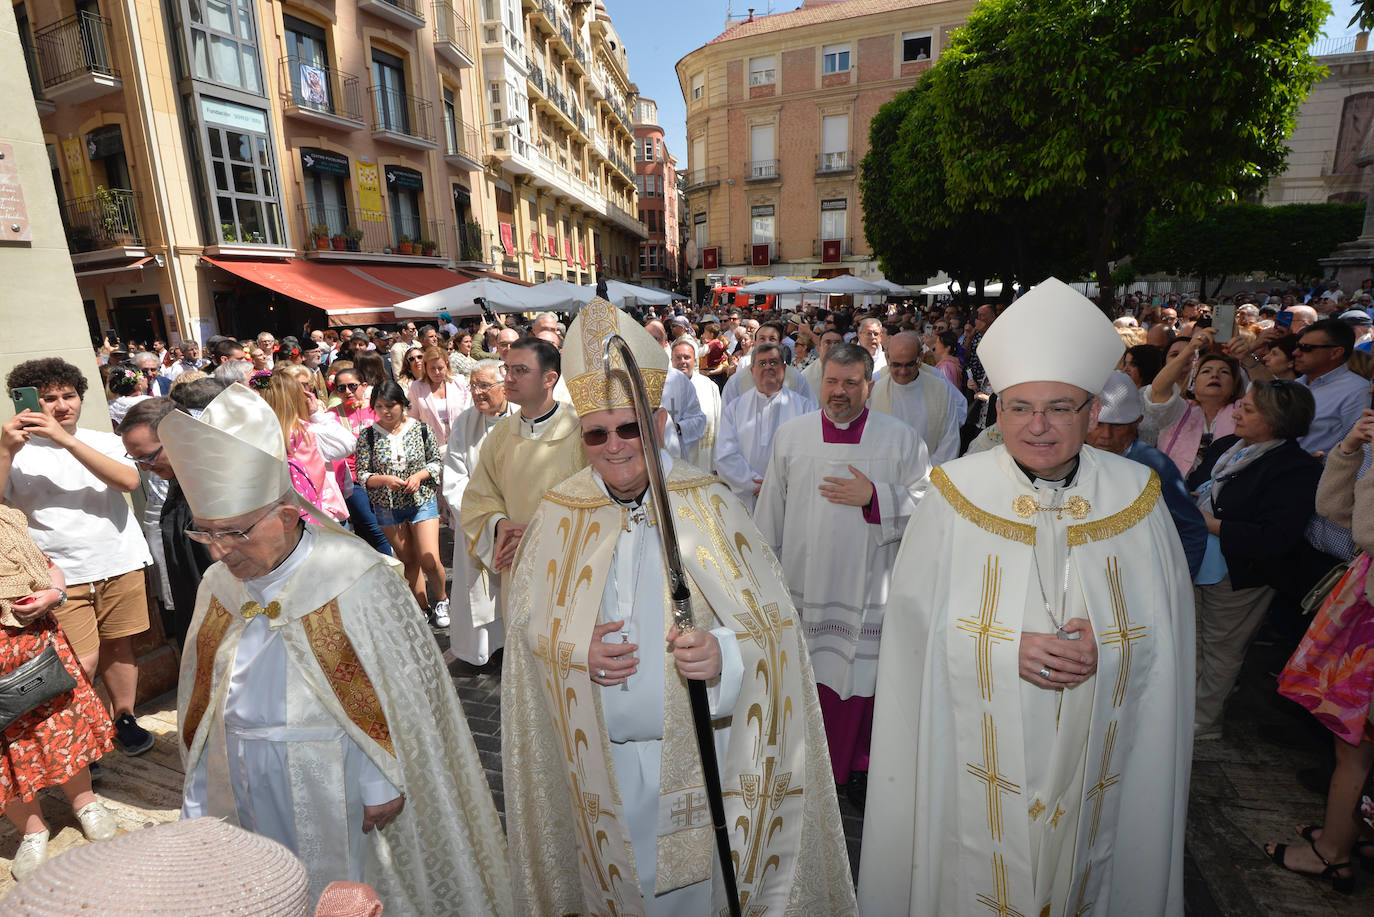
[644,319,669,353]
[868,332,965,465]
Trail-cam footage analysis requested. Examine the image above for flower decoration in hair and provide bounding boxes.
[248,370,273,391]
[108,365,141,396]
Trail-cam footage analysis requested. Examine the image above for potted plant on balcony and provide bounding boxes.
[94,186,128,243]
[461,220,484,261]
[312,223,331,251]
[331,231,347,251]
[419,238,437,257]
[67,223,95,253]
[220,222,238,243]
[345,227,364,252]
[397,234,414,255]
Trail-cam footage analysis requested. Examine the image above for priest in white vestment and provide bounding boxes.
[714,343,818,511]
[754,342,930,807]
[869,331,967,465]
[501,297,857,916]
[858,278,1194,917]
[721,320,815,406]
[659,365,708,460]
[670,337,721,470]
[159,384,512,916]
[802,328,846,394]
[441,359,514,665]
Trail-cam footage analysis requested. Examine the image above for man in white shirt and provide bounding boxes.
[670,337,721,469]
[754,343,929,809]
[164,342,206,382]
[714,343,818,511]
[855,316,887,375]
[1,358,155,756]
[721,321,814,406]
[389,322,418,379]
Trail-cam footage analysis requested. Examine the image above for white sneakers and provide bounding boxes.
[11,829,49,880]
[75,800,118,841]
[430,599,451,629]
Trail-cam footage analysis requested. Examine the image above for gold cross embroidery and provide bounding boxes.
[1073,862,1095,916]
[240,600,281,621]
[1099,557,1147,708]
[1050,804,1066,828]
[670,790,710,829]
[1028,799,1046,821]
[974,852,1027,917]
[957,556,1015,701]
[1084,722,1121,847]
[966,713,1021,842]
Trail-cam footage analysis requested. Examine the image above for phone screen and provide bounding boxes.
[1212,304,1237,343]
[1276,311,1294,330]
[10,387,40,415]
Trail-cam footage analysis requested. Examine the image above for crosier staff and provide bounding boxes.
[601,333,742,917]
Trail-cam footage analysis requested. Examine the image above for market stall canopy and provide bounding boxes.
[802,275,888,295]
[522,278,593,312]
[739,277,809,294]
[392,276,541,317]
[872,278,911,295]
[586,279,676,306]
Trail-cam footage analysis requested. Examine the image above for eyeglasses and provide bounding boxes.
[470,380,501,392]
[754,358,784,370]
[999,395,1094,426]
[581,421,642,446]
[1295,342,1340,353]
[124,445,164,468]
[503,363,535,377]
[184,507,276,545]
[407,355,425,363]
[336,382,361,392]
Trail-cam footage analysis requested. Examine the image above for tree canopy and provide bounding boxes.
[862,0,1330,305]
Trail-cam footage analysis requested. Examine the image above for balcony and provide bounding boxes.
[746,159,780,183]
[816,150,854,176]
[63,189,145,264]
[433,1,475,68]
[554,19,575,55]
[358,0,426,30]
[570,42,588,74]
[683,166,720,191]
[526,59,546,95]
[813,237,853,263]
[34,12,122,104]
[530,0,556,31]
[454,220,493,267]
[280,58,364,130]
[299,204,447,263]
[443,116,483,171]
[489,126,536,175]
[369,87,437,149]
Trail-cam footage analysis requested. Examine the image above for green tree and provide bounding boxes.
[929,0,1328,307]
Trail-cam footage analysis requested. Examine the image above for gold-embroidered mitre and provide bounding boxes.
[562,296,668,416]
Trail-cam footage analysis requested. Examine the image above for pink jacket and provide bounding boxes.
[1158,400,1238,476]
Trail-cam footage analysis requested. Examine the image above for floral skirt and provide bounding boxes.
[0,617,113,809]
[1278,553,1374,746]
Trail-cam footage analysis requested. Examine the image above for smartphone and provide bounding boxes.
[1212,303,1237,343]
[10,386,40,416]
[1276,311,1294,330]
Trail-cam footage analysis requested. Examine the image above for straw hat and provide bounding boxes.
[4,818,310,915]
[562,296,668,416]
[0,506,52,628]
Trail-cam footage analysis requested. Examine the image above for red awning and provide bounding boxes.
[201,258,465,326]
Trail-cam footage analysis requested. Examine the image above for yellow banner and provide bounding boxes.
[63,138,92,198]
[356,162,383,222]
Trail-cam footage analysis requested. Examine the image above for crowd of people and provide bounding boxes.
[1,274,1372,913]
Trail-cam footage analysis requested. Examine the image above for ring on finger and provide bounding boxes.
[1038,666,1051,680]
[598,668,607,678]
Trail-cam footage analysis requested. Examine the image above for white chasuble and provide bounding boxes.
[754,410,930,698]
[502,464,857,917]
[442,402,515,664]
[868,368,968,465]
[713,387,818,512]
[178,527,513,916]
[858,446,1194,917]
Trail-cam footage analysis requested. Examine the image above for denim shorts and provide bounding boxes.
[372,496,439,527]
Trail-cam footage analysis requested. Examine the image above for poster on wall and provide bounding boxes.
[356,162,383,222]
[62,138,92,198]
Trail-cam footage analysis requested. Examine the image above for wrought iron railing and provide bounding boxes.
[433,1,474,58]
[63,188,142,251]
[747,159,780,180]
[683,166,719,188]
[34,11,117,88]
[280,57,363,123]
[816,150,854,174]
[299,203,445,257]
[444,112,482,162]
[369,86,435,142]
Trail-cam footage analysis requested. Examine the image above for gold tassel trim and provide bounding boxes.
[930,467,1036,545]
[1067,472,1161,546]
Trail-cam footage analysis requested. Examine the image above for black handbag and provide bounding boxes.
[0,640,77,732]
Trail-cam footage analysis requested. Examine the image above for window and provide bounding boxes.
[822,44,850,74]
[385,165,422,245]
[635,174,645,195]
[749,56,775,86]
[751,204,774,248]
[690,73,704,101]
[902,32,932,62]
[304,163,349,237]
[821,199,847,240]
[372,49,409,134]
[285,16,332,113]
[189,0,263,93]
[690,136,706,184]
[821,115,848,171]
[643,138,654,161]
[202,97,282,244]
[443,86,463,156]
[694,212,707,252]
[749,124,775,177]
[647,245,659,271]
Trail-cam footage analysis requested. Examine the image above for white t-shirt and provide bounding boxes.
[4,428,152,583]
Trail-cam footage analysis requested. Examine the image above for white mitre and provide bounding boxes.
[978,277,1124,395]
[562,296,668,416]
[158,382,341,530]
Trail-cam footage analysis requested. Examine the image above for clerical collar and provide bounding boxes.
[821,407,869,444]
[519,402,559,435]
[1014,455,1081,490]
[610,488,648,509]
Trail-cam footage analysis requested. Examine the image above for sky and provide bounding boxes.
[608,0,1369,165]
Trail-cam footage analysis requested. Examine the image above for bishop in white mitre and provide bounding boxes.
[858,278,1194,917]
[754,342,930,803]
[714,342,818,511]
[869,331,967,464]
[441,359,515,665]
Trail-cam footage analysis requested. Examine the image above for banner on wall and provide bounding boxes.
[62,138,92,198]
[499,222,515,256]
[356,161,383,222]
[531,231,542,261]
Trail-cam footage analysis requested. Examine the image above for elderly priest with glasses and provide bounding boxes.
[858,278,1195,917]
[158,384,512,916]
[500,296,857,916]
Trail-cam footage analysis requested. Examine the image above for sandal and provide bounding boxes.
[1266,840,1355,895]
[1297,825,1374,869]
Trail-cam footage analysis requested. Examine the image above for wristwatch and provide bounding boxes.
[51,586,67,608]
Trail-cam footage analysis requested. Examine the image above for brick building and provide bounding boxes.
[674,0,973,301]
[632,96,681,291]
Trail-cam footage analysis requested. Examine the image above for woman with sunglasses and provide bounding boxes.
[1145,327,1242,474]
[258,367,354,527]
[449,330,478,380]
[397,346,426,393]
[354,380,449,628]
[329,368,391,555]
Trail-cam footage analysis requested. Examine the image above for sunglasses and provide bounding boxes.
[581,421,642,446]
[1294,342,1340,353]
[336,382,361,392]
